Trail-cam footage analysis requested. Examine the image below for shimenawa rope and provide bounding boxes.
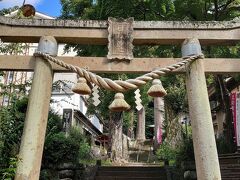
[34,51,202,92]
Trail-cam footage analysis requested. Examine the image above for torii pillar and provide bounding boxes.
[183,38,221,179]
[15,36,57,180]
[154,96,164,151]
[136,107,146,140]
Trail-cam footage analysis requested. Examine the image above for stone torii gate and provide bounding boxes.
[1,16,240,180]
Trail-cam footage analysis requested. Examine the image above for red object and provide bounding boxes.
[231,92,237,144]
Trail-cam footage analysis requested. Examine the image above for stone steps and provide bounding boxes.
[95,166,167,180]
[95,176,163,180]
[97,171,165,177]
[98,166,164,171]
[219,153,240,180]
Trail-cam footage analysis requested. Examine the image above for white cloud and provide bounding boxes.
[0,0,43,9]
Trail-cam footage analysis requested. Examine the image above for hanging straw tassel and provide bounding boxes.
[72,77,91,95]
[147,79,167,97]
[109,93,130,112]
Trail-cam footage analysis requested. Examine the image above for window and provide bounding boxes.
[7,72,14,83]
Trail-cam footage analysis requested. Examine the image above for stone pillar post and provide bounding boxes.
[183,38,221,179]
[136,107,146,140]
[15,36,58,180]
[154,97,164,151]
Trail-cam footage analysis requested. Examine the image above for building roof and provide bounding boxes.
[4,10,55,19]
[74,110,102,136]
[208,77,240,100]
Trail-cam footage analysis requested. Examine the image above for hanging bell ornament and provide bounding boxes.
[72,77,91,95]
[147,79,167,97]
[109,93,131,112]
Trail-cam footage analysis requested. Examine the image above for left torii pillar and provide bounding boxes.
[15,36,58,180]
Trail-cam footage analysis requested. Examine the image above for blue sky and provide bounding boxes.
[0,0,62,17]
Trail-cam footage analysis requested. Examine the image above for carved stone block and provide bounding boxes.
[107,17,134,60]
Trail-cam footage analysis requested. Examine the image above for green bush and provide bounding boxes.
[42,128,92,167]
[69,128,91,160]
[176,138,195,167]
[46,110,63,136]
[42,132,80,166]
[156,138,195,167]
[0,97,27,165]
[0,95,92,178]
[0,157,18,180]
[79,141,91,160]
[40,169,58,180]
[156,142,177,161]
[216,135,235,154]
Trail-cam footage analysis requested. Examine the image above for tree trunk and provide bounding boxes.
[217,75,235,152]
[109,112,123,161]
[136,107,146,140]
[127,110,135,139]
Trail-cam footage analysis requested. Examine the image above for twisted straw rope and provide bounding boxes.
[34,51,202,92]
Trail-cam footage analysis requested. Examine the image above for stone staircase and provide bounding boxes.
[94,140,168,180]
[219,153,240,180]
[128,139,159,164]
[94,166,168,180]
[94,144,240,180]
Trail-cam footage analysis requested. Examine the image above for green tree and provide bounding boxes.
[60,0,240,158]
[60,0,178,160]
[174,0,240,21]
[0,97,28,165]
[0,6,19,16]
[0,96,90,178]
[173,0,240,152]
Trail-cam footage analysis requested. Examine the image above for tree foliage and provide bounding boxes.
[60,0,177,135]
[174,0,240,21]
[60,0,175,20]
[0,96,91,178]
[0,6,19,16]
[43,131,80,166]
[60,0,240,152]
[0,97,28,165]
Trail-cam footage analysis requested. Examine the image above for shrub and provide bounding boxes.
[156,141,177,161]
[42,128,92,167]
[156,138,195,167]
[46,110,63,136]
[175,138,195,167]
[216,135,235,154]
[42,132,80,166]
[0,97,27,165]
[79,141,91,160]
[69,128,91,160]
[0,157,18,180]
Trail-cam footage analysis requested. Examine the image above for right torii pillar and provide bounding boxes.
[183,38,221,179]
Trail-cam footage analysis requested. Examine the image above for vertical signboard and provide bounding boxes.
[107,17,134,60]
[63,109,73,133]
[236,93,240,146]
[231,93,237,142]
[231,92,240,146]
